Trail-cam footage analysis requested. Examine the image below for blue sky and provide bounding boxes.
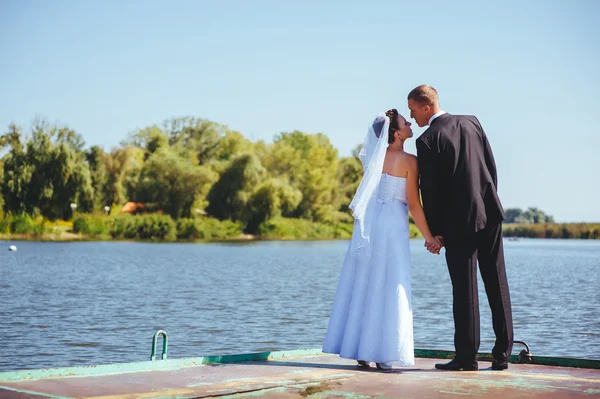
[1,0,598,222]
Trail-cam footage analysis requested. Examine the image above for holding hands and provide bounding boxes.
[425,236,444,255]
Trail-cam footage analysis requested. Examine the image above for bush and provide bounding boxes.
[9,213,38,234]
[73,216,110,236]
[258,217,353,240]
[0,214,57,236]
[176,217,243,240]
[110,214,177,241]
[0,217,9,234]
[502,223,600,239]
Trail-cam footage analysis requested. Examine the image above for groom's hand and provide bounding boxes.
[425,237,441,255]
[434,235,444,248]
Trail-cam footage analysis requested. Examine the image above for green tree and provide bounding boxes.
[104,146,145,207]
[336,155,363,213]
[504,207,555,224]
[86,146,109,210]
[207,130,254,175]
[136,147,217,219]
[1,124,31,215]
[163,117,227,165]
[206,153,266,221]
[505,208,523,223]
[125,126,169,160]
[522,207,554,224]
[262,131,339,222]
[243,178,302,234]
[46,140,94,219]
[1,121,93,220]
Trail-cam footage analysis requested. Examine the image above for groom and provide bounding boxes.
[408,85,513,371]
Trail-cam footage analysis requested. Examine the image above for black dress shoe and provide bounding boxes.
[435,358,478,371]
[491,358,509,370]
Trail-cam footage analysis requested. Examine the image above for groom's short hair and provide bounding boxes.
[408,85,439,107]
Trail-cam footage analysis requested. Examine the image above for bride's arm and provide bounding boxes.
[406,155,436,244]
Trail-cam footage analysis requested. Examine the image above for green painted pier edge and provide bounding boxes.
[0,348,598,383]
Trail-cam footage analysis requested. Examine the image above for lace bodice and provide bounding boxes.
[377,174,407,204]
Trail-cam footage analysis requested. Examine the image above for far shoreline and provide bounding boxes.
[2,231,600,244]
[2,215,599,244]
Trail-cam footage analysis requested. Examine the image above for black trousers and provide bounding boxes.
[444,222,513,362]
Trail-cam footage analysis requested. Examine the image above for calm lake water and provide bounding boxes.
[0,238,598,371]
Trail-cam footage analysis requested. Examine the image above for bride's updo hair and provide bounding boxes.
[385,109,400,144]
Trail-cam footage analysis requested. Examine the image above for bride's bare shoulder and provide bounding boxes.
[401,153,418,172]
[400,152,417,164]
[387,151,415,177]
[404,152,418,161]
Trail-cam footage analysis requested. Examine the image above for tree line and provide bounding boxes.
[504,207,554,224]
[0,117,361,234]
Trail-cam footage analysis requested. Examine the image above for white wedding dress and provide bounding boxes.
[322,173,414,366]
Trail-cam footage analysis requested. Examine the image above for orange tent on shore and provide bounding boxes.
[120,202,145,214]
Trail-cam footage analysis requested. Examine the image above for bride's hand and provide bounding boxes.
[425,237,442,255]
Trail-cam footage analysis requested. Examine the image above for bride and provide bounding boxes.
[322,109,441,370]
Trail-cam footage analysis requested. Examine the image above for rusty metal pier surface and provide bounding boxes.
[0,349,598,398]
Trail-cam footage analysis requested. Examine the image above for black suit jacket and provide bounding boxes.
[416,113,505,241]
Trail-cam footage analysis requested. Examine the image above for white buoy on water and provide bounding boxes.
[8,245,17,252]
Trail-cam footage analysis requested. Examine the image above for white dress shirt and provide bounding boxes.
[428,110,447,125]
